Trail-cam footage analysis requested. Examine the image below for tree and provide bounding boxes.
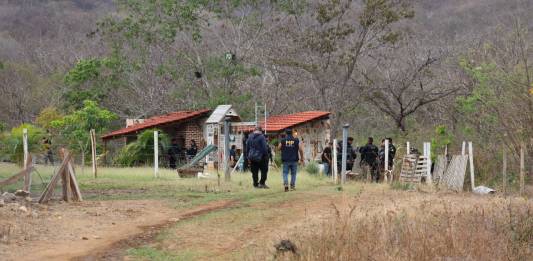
[267,0,414,135]
[51,100,117,170]
[361,41,462,132]
[2,123,45,165]
[36,106,63,130]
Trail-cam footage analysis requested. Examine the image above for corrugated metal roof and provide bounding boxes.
[102,109,211,140]
[205,105,240,123]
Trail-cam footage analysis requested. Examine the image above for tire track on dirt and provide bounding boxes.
[73,199,238,261]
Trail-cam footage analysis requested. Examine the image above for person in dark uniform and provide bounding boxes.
[336,137,357,173]
[359,137,379,182]
[168,138,181,169]
[186,139,198,160]
[246,127,270,188]
[321,142,333,176]
[229,145,237,167]
[278,129,304,192]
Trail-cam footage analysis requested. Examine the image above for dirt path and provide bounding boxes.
[2,185,518,261]
[1,199,237,261]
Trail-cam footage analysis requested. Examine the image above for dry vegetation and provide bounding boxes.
[276,190,533,261]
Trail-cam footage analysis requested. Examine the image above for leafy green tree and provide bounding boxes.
[114,129,170,167]
[2,124,45,165]
[36,106,63,130]
[51,100,117,168]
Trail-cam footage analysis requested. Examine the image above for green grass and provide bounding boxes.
[0,163,339,208]
[1,162,362,260]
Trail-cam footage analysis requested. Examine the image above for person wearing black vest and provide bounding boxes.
[246,127,270,188]
[278,129,304,192]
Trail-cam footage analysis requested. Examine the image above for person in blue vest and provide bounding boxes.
[278,129,304,192]
[246,126,270,188]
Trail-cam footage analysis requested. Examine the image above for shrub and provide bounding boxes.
[2,124,45,165]
[114,129,170,167]
[305,161,320,175]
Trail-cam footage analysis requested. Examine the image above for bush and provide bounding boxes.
[305,161,320,175]
[114,129,170,167]
[2,124,45,165]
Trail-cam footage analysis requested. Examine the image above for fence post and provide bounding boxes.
[385,139,390,182]
[23,128,28,166]
[406,141,410,155]
[462,141,466,156]
[90,129,97,178]
[341,124,349,185]
[154,131,159,178]
[520,143,525,196]
[22,128,31,189]
[332,139,338,184]
[424,142,432,184]
[502,147,507,195]
[468,142,475,191]
[224,117,231,182]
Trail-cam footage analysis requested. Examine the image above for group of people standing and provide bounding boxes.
[321,137,396,182]
[245,127,303,192]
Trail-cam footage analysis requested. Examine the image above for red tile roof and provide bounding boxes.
[102,109,211,140]
[235,111,330,133]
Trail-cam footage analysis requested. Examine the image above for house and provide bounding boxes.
[101,109,212,163]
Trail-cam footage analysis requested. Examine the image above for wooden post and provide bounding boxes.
[406,142,410,155]
[341,124,349,185]
[520,143,525,196]
[22,128,31,191]
[22,154,32,192]
[332,139,338,184]
[385,139,390,182]
[90,129,97,178]
[468,142,475,191]
[461,141,466,156]
[154,131,159,178]
[444,144,448,157]
[502,147,507,195]
[224,117,231,182]
[22,128,28,167]
[424,142,432,184]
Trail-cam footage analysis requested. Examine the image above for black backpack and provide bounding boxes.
[247,135,264,163]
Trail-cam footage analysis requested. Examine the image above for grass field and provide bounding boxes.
[1,163,532,260]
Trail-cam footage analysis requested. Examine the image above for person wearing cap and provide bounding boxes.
[246,126,270,188]
[278,128,304,192]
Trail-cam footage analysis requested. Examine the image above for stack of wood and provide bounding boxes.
[399,154,429,184]
[38,149,82,204]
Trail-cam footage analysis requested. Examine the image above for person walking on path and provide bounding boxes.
[278,129,304,192]
[246,127,270,188]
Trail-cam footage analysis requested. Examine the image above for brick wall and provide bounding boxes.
[183,120,205,149]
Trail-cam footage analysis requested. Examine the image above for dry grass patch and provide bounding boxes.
[277,193,532,261]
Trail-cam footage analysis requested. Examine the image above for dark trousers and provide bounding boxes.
[250,159,268,186]
[169,156,177,169]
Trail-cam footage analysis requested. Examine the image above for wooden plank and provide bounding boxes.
[0,166,34,187]
[68,161,83,202]
[23,154,32,191]
[439,155,468,191]
[433,155,447,184]
[39,153,72,204]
